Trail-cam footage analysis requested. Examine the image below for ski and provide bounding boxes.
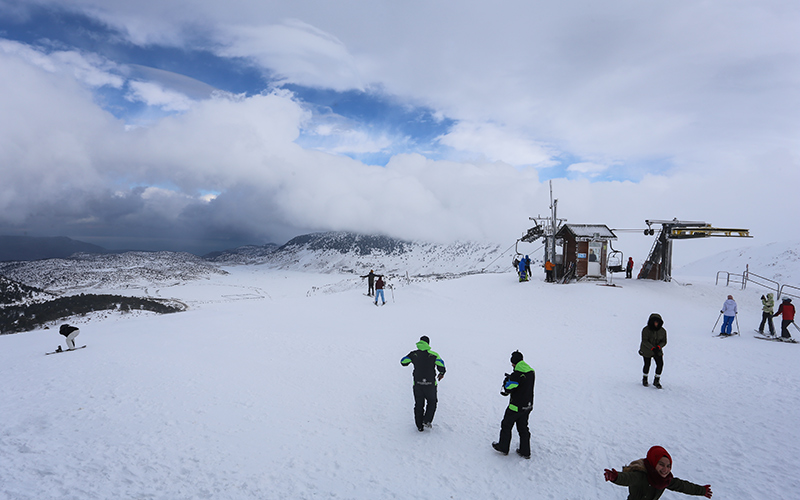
[712,333,739,338]
[46,345,87,355]
[754,335,797,344]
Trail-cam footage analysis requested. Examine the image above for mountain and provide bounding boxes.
[210,231,510,276]
[0,235,107,262]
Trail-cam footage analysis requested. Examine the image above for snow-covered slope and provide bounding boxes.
[675,240,800,287]
[1,249,798,499]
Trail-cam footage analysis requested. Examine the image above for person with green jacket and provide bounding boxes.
[492,350,535,459]
[604,445,712,499]
[759,293,776,335]
[400,336,446,431]
[640,313,667,389]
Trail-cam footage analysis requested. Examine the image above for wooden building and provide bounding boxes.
[555,224,618,279]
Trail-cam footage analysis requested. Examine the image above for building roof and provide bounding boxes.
[556,224,617,240]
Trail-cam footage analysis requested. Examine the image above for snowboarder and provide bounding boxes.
[626,257,634,279]
[544,259,555,283]
[374,276,386,305]
[518,258,528,282]
[492,350,535,459]
[719,295,737,336]
[360,270,382,297]
[640,313,666,388]
[400,336,446,431]
[773,297,795,339]
[758,293,776,336]
[603,445,713,499]
[58,323,80,351]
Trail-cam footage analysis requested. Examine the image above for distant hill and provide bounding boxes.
[0,236,106,262]
[208,231,509,275]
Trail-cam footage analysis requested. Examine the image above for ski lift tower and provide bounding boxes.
[638,219,751,281]
[528,181,567,280]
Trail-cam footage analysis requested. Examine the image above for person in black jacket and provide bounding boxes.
[360,270,383,297]
[492,350,535,458]
[58,323,80,352]
[400,336,446,431]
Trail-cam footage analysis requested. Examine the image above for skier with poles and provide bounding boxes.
[360,270,383,297]
[603,445,713,499]
[773,297,795,340]
[374,275,386,306]
[719,295,738,336]
[758,293,776,336]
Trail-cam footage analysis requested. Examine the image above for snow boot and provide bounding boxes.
[492,442,508,455]
[642,375,648,387]
[653,377,662,389]
[516,448,531,459]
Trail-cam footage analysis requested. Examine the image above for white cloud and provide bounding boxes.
[437,122,554,167]
[126,80,195,111]
[566,162,610,177]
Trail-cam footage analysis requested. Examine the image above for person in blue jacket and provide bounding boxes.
[401,336,446,431]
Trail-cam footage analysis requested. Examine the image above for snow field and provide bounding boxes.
[1,267,798,499]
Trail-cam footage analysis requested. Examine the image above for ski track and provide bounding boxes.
[1,266,799,499]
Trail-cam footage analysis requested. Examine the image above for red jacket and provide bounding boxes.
[775,302,795,321]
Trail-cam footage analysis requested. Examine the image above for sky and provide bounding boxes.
[0,0,798,257]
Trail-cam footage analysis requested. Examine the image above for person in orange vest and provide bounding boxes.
[544,260,555,283]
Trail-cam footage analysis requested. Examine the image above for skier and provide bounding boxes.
[626,257,634,279]
[603,445,713,499]
[400,336,446,431]
[758,293,776,336]
[58,323,80,352]
[773,297,795,339]
[518,258,528,282]
[640,313,666,388]
[524,255,532,279]
[374,276,386,305]
[360,270,382,297]
[544,259,555,283]
[719,295,737,336]
[492,350,535,459]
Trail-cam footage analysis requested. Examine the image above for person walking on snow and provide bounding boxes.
[626,257,634,279]
[360,270,382,297]
[603,445,713,499]
[58,323,80,352]
[720,295,737,336]
[640,313,666,389]
[492,350,535,459]
[773,297,795,339]
[400,336,446,431]
[374,276,386,305]
[759,293,776,336]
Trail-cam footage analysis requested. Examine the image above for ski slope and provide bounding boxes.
[1,261,798,499]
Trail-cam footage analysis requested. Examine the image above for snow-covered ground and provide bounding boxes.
[1,249,799,499]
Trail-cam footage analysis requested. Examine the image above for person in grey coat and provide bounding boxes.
[719,295,737,336]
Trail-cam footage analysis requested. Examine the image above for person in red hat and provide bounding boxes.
[603,445,712,499]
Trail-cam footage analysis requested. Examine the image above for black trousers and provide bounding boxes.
[413,383,437,428]
[759,312,775,334]
[642,355,664,376]
[497,407,531,455]
[780,319,792,338]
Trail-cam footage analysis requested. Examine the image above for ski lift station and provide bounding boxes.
[555,224,618,280]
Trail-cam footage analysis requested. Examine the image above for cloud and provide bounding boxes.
[437,122,554,167]
[126,80,195,111]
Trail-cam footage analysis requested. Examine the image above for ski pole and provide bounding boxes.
[792,321,800,334]
[711,312,722,333]
[390,284,395,303]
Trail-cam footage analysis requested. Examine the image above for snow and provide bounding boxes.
[2,245,799,499]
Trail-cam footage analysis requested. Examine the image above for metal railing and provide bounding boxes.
[717,265,798,300]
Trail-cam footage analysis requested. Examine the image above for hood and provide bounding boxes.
[647,313,664,330]
[514,360,534,373]
[416,340,431,351]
